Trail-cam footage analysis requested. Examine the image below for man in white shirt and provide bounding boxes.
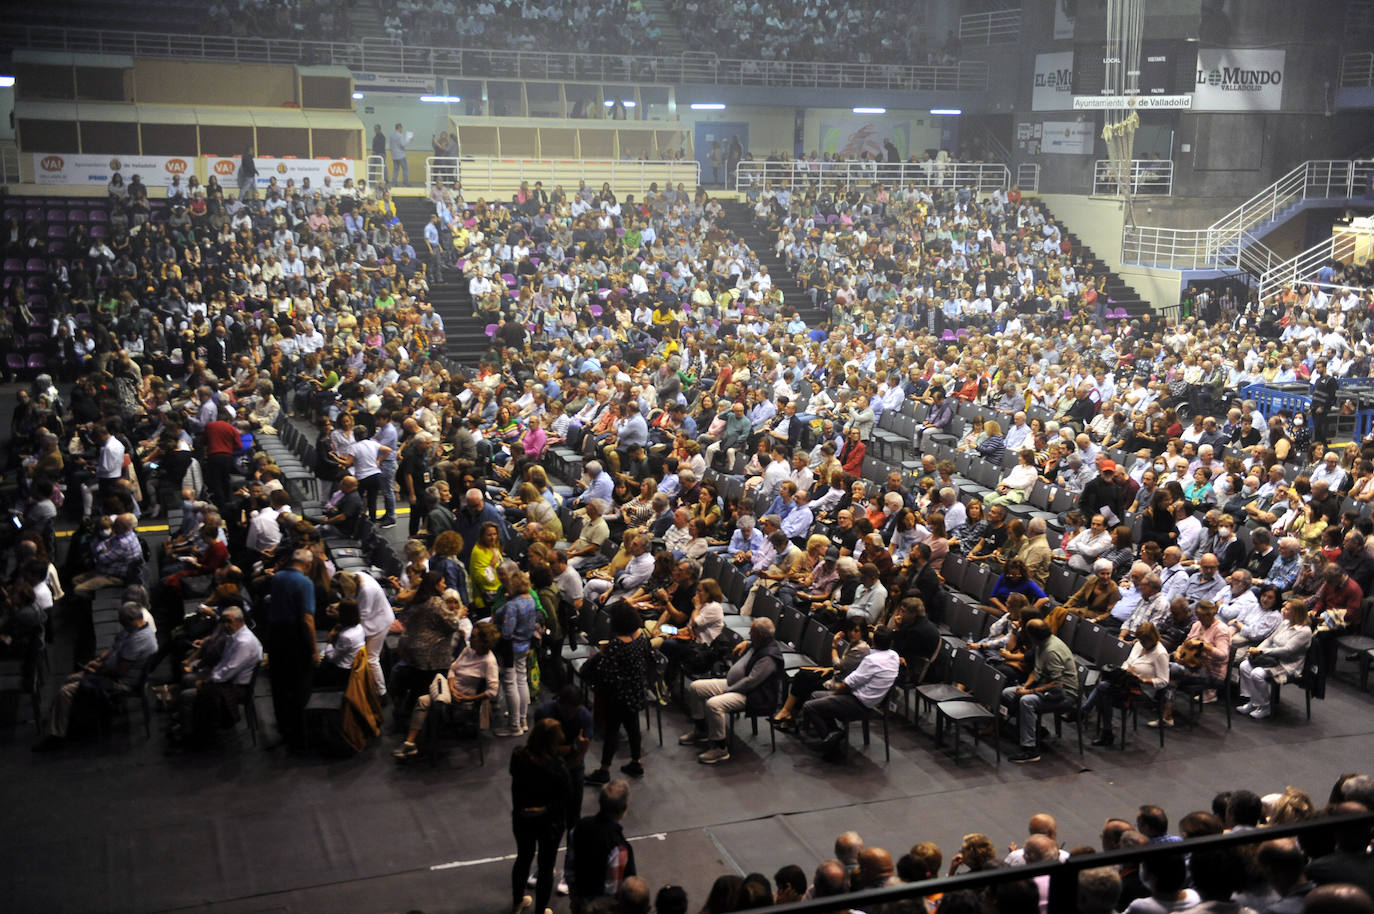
[246,490,291,559]
[339,427,392,523]
[1004,411,1033,451]
[801,624,900,758]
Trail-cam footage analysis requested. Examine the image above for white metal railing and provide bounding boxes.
[0,143,19,185]
[426,156,460,188]
[1121,226,1283,273]
[365,154,385,188]
[1342,52,1374,88]
[1015,163,1040,193]
[734,160,1011,193]
[1123,160,1374,272]
[6,25,988,91]
[1092,159,1174,196]
[1259,231,1374,297]
[451,158,700,197]
[958,8,1022,45]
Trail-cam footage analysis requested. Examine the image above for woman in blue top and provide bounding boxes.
[494,568,538,737]
[986,559,1050,617]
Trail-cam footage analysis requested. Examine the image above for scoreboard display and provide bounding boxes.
[1073,39,1189,98]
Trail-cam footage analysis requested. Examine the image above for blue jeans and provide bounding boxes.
[1001,685,1072,748]
[391,154,409,185]
[380,465,396,519]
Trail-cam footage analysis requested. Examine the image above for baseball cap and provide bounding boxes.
[1100,460,1117,473]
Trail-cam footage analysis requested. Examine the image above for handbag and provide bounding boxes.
[428,673,451,704]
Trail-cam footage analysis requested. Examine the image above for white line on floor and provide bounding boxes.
[429,833,666,871]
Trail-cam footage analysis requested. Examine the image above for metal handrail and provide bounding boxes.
[1015,163,1040,193]
[1341,51,1374,88]
[958,8,1022,45]
[734,160,1011,193]
[1260,231,1374,297]
[1123,159,1374,272]
[425,156,461,188]
[0,142,20,185]
[767,811,1374,914]
[1092,159,1174,196]
[365,155,385,188]
[3,25,987,91]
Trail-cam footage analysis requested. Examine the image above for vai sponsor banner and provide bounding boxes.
[207,156,356,187]
[1032,52,1075,111]
[33,153,193,186]
[1193,48,1285,111]
[1040,121,1095,155]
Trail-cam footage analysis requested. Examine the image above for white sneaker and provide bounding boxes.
[494,726,523,737]
[1249,707,1272,720]
[557,881,569,896]
[527,875,537,888]
[1235,703,1254,715]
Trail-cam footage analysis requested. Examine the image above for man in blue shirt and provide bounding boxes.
[374,410,400,527]
[575,461,614,507]
[266,548,318,752]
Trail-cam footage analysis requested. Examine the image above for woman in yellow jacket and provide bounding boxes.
[468,521,505,610]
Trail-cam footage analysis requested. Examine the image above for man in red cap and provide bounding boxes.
[1080,457,1125,527]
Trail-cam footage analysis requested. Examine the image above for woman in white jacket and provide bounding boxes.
[1236,598,1314,720]
[1081,622,1170,748]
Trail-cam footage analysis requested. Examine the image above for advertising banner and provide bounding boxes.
[32,153,194,187]
[1040,121,1095,155]
[817,118,912,161]
[1032,52,1075,111]
[1193,48,1285,111]
[351,72,437,93]
[206,156,356,188]
[1072,95,1194,110]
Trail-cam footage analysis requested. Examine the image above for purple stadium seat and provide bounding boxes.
[89,225,108,239]
[3,258,23,273]
[67,209,87,222]
[588,304,603,318]
[6,353,25,375]
[484,324,498,337]
[88,209,108,223]
[46,209,67,223]
[26,258,46,273]
[47,225,66,239]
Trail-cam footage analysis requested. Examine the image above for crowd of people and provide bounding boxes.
[665,0,943,66]
[5,151,1374,911]
[507,773,1374,914]
[379,0,642,56]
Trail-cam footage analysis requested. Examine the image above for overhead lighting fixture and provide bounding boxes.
[929,108,963,115]
[690,102,726,110]
[622,100,636,108]
[419,95,461,103]
[352,91,364,100]
[0,76,14,88]
[852,107,886,115]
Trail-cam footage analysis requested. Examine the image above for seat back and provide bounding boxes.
[942,553,968,593]
[776,604,806,648]
[1047,565,1078,603]
[962,562,991,602]
[1076,623,1106,663]
[971,661,1008,709]
[801,618,833,665]
[1057,613,1080,654]
[1098,636,1133,669]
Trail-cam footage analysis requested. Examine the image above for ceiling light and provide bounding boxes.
[690,103,726,110]
[852,107,886,114]
[352,91,364,100]
[419,95,461,103]
[929,108,963,115]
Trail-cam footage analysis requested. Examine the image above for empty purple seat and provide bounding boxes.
[27,294,46,309]
[24,208,41,221]
[46,209,67,223]
[47,241,67,257]
[89,209,108,223]
[589,304,604,318]
[27,332,46,349]
[90,225,108,238]
[6,353,25,375]
[47,225,66,239]
[25,277,45,292]
[3,208,20,221]
[26,353,47,372]
[484,323,498,337]
[3,258,22,273]
[25,258,46,273]
[68,209,87,222]
[941,330,956,341]
[501,273,516,287]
